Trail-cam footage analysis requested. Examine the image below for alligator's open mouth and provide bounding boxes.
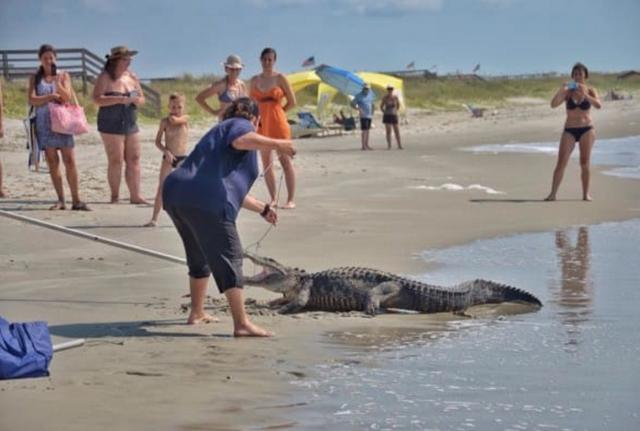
[244,266,273,283]
[243,251,288,284]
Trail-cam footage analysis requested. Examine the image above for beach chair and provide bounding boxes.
[342,116,356,131]
[290,112,324,138]
[290,111,357,138]
[463,103,485,118]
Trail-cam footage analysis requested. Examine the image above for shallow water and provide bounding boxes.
[284,219,640,430]
[465,134,640,179]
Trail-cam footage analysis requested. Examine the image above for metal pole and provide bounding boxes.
[53,339,85,352]
[0,210,186,265]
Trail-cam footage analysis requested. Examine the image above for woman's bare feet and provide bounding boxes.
[110,195,119,204]
[583,194,593,201]
[544,194,556,202]
[280,201,296,210]
[0,189,6,198]
[49,201,66,210]
[187,312,220,325]
[130,197,150,205]
[143,220,157,227]
[234,321,273,337]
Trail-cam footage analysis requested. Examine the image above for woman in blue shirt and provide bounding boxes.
[163,98,296,337]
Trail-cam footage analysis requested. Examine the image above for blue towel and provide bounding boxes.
[0,315,53,379]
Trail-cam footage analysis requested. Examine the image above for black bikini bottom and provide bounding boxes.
[564,126,593,142]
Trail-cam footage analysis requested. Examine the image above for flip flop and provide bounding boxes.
[71,202,91,211]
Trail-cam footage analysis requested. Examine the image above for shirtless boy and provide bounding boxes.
[144,93,189,226]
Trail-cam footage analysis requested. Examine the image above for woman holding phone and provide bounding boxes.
[93,45,147,204]
[546,62,601,202]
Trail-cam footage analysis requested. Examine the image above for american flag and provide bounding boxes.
[406,61,416,70]
[302,56,315,67]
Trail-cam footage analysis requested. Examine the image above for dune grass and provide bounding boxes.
[403,73,640,111]
[2,72,639,124]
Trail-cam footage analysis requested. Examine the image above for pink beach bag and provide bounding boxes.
[49,88,89,135]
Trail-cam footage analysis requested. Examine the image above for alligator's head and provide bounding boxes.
[243,251,306,294]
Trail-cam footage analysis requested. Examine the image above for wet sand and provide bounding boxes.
[1,98,639,430]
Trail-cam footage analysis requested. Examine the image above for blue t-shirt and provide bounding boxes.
[162,117,257,221]
[352,90,374,119]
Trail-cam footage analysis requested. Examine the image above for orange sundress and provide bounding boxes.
[250,86,291,140]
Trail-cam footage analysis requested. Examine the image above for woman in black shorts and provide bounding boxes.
[93,46,147,204]
[380,85,403,150]
[546,62,601,201]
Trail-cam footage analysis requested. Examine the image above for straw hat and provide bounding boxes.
[223,54,244,69]
[107,45,138,60]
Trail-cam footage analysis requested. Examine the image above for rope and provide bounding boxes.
[243,160,285,254]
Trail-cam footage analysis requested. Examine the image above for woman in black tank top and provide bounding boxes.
[545,62,601,202]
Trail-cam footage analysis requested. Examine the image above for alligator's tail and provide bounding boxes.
[465,279,542,307]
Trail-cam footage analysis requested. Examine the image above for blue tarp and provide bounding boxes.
[0,315,53,380]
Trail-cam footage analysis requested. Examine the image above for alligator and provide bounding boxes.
[243,251,542,315]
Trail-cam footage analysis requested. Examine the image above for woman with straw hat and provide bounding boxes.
[93,45,148,204]
[196,54,247,121]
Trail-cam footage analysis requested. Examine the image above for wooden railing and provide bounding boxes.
[0,48,161,116]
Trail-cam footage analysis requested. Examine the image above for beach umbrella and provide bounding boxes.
[0,314,85,380]
[0,315,52,379]
[315,64,366,97]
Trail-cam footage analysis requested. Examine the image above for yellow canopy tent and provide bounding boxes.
[287,70,322,93]
[357,72,405,111]
[286,70,404,118]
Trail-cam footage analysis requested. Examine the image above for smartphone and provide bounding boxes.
[567,81,578,91]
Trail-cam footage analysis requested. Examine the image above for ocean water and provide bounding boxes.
[285,219,640,430]
[465,135,640,179]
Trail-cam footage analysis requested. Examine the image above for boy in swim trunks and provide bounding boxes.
[144,93,190,226]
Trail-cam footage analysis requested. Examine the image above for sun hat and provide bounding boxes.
[386,83,394,89]
[224,54,244,69]
[107,45,138,60]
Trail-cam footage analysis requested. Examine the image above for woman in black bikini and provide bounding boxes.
[546,62,601,201]
[93,46,148,204]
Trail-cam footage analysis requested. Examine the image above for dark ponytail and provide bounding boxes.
[34,44,57,86]
[104,58,118,81]
[222,97,259,121]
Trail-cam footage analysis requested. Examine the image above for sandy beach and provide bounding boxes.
[1,98,640,430]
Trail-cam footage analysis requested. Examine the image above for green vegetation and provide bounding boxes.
[3,72,639,123]
[402,73,640,111]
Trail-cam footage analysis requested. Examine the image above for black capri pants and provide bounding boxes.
[165,205,244,293]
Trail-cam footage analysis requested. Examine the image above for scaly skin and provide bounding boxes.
[243,252,542,315]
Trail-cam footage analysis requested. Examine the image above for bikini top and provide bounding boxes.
[566,96,591,111]
[103,91,136,109]
[218,81,245,103]
[218,88,235,103]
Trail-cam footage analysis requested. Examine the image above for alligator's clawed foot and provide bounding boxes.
[267,297,289,309]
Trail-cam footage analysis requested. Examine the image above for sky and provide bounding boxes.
[1,0,639,79]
